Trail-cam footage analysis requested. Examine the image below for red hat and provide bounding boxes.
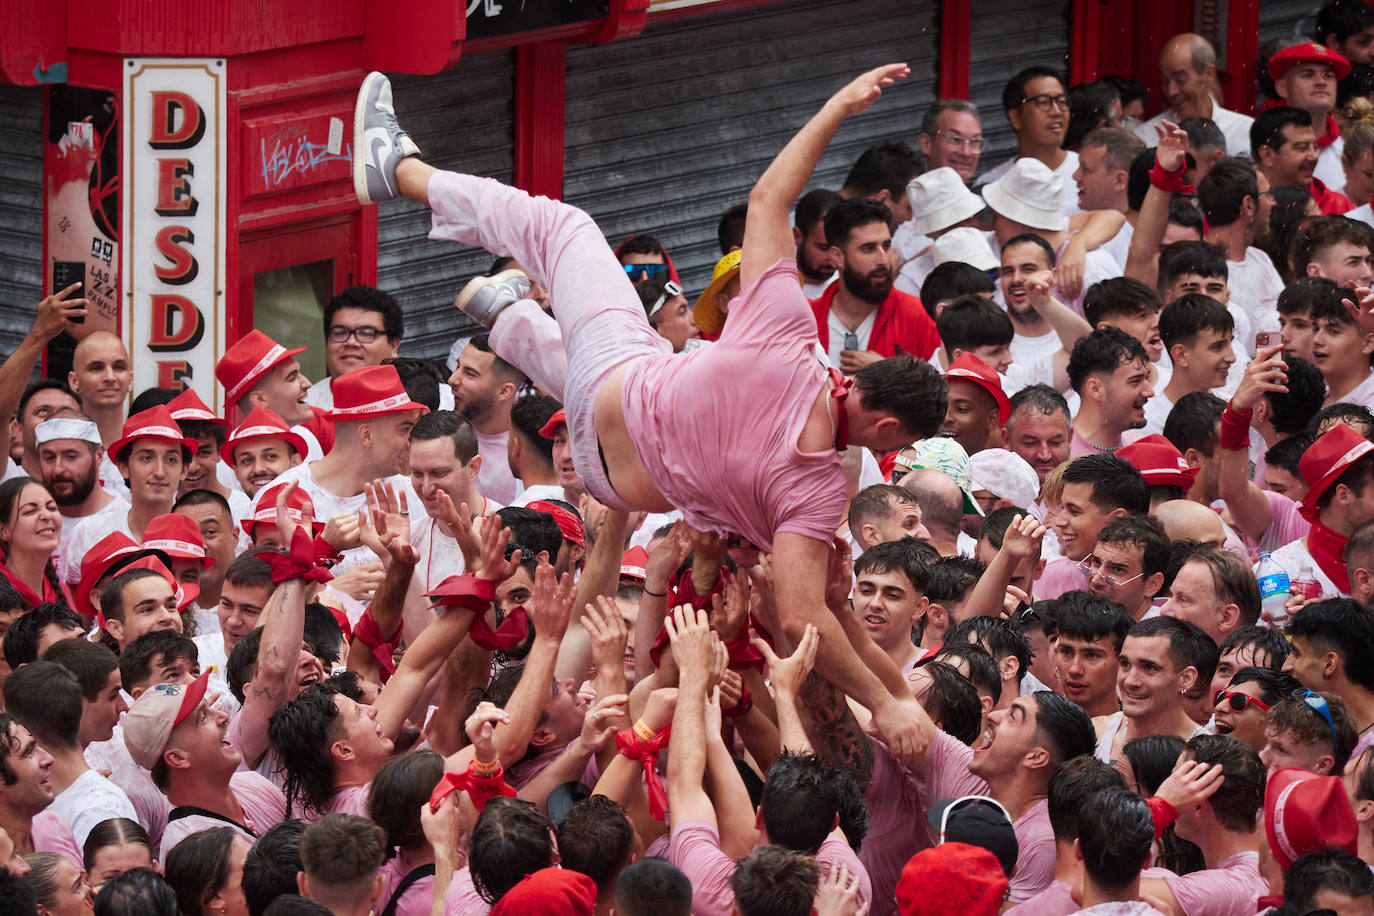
[1265,768,1358,870]
[166,388,228,428]
[216,330,306,406]
[538,408,567,440]
[325,365,429,421]
[1117,434,1198,490]
[220,406,309,466]
[1268,42,1352,82]
[1299,424,1374,522]
[896,843,1008,916]
[489,868,597,916]
[74,532,145,619]
[243,481,323,540]
[108,405,197,459]
[944,353,1011,425]
[527,500,586,549]
[142,513,213,568]
[620,546,649,582]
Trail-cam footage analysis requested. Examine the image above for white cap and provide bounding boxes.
[930,227,1000,273]
[981,158,1067,232]
[968,448,1041,510]
[907,167,986,237]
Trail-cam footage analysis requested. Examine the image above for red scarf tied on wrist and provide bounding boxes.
[263,527,334,585]
[616,725,672,821]
[428,574,531,650]
[429,762,517,813]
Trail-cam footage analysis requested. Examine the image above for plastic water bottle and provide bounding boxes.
[1257,552,1291,626]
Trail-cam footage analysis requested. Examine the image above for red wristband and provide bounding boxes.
[616,725,672,821]
[263,527,333,585]
[1220,405,1253,451]
[1149,157,1195,195]
[429,762,517,813]
[1146,795,1178,840]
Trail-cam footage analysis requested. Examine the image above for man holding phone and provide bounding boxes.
[0,284,87,483]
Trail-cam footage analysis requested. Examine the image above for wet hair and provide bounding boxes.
[509,393,560,465]
[23,851,78,911]
[1163,391,1225,458]
[1121,735,1185,796]
[1003,232,1057,268]
[323,285,403,342]
[1078,787,1155,891]
[1262,187,1325,282]
[926,554,985,610]
[1180,116,1227,155]
[921,262,997,320]
[383,357,445,413]
[849,484,920,540]
[1047,755,1128,842]
[919,660,983,745]
[614,858,691,916]
[118,631,197,694]
[409,409,480,464]
[262,897,333,916]
[718,202,749,254]
[243,820,306,916]
[43,637,119,703]
[1060,453,1150,515]
[948,616,1031,685]
[1067,327,1150,395]
[1283,846,1374,912]
[1097,514,1171,577]
[1128,616,1207,673]
[1182,617,1221,689]
[1219,626,1291,672]
[299,814,387,892]
[1197,158,1259,227]
[840,142,922,201]
[1251,106,1314,161]
[223,548,274,592]
[269,683,345,818]
[1265,690,1358,773]
[853,536,937,594]
[854,354,949,441]
[1159,294,1234,352]
[729,845,820,916]
[938,295,1014,359]
[930,641,1002,706]
[367,750,443,853]
[1158,240,1230,293]
[1183,734,1265,832]
[226,627,264,705]
[2,602,82,669]
[1084,277,1164,326]
[3,660,82,751]
[1051,590,1133,652]
[1308,402,1374,439]
[762,752,866,854]
[557,795,636,895]
[1007,384,1071,427]
[1002,65,1066,114]
[1264,358,1326,436]
[1265,433,1314,483]
[469,797,556,904]
[1030,691,1099,770]
[978,506,1026,551]
[164,827,240,916]
[1293,216,1374,278]
[92,868,177,916]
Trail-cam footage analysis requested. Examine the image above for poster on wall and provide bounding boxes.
[45,86,121,338]
[121,57,227,406]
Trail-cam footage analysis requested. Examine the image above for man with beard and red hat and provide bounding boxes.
[808,198,942,372]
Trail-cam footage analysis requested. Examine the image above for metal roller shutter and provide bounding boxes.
[377,52,517,363]
[1259,1,1317,48]
[0,84,44,361]
[562,0,939,296]
[969,0,1070,177]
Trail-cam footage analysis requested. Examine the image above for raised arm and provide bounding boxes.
[1219,347,1289,540]
[1124,121,1188,286]
[754,624,820,755]
[1023,272,1093,390]
[0,286,85,436]
[743,64,909,286]
[962,514,1046,619]
[556,507,631,682]
[665,605,728,826]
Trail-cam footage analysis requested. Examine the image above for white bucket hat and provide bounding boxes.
[907,167,986,237]
[981,158,1067,232]
[931,227,1000,272]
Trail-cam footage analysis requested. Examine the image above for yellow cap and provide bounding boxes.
[692,249,743,337]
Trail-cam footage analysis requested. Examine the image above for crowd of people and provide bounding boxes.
[9,3,1374,915]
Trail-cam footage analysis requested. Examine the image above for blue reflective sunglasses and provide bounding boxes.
[624,263,667,280]
[1293,688,1339,750]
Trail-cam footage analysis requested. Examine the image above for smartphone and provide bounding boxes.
[1256,331,1279,350]
[52,260,86,324]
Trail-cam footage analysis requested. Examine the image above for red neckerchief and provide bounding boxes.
[1308,522,1352,594]
[829,368,851,451]
[0,561,50,609]
[1316,112,1341,148]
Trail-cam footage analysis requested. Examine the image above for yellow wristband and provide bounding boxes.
[471,756,500,777]
[632,719,656,743]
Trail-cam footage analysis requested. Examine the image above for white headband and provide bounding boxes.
[35,418,101,446]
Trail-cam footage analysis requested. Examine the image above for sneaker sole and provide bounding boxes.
[454,269,530,313]
[353,71,388,205]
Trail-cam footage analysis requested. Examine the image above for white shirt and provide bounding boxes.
[1134,103,1254,158]
[1349,202,1374,228]
[192,632,240,716]
[98,454,130,501]
[1140,391,1174,437]
[474,429,521,505]
[1102,218,1134,273]
[1270,537,1345,600]
[1057,240,1122,318]
[0,457,22,483]
[801,274,837,299]
[49,768,139,849]
[190,602,219,639]
[1011,329,1063,369]
[86,724,170,849]
[60,497,133,584]
[892,222,931,262]
[1333,371,1374,411]
[506,484,564,508]
[825,309,878,369]
[411,516,468,592]
[1315,135,1346,196]
[895,251,935,299]
[1226,247,1284,335]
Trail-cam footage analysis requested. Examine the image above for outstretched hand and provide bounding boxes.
[754,623,818,699]
[1154,120,1189,174]
[832,64,911,117]
[1346,287,1374,334]
[358,479,417,566]
[475,513,523,582]
[1230,344,1287,412]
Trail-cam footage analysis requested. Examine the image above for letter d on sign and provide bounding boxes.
[149,91,207,149]
[148,294,206,351]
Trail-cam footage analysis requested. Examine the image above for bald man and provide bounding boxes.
[1153,498,1250,563]
[69,331,134,500]
[1133,34,1254,157]
[900,468,968,557]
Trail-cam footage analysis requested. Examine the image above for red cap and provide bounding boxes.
[1117,434,1198,490]
[620,546,649,582]
[489,868,597,916]
[220,405,309,466]
[325,365,429,421]
[216,330,307,406]
[1268,42,1352,82]
[74,532,144,619]
[944,353,1011,425]
[108,405,197,459]
[243,481,322,540]
[527,500,586,548]
[166,388,228,428]
[1265,768,1358,870]
[896,843,1008,916]
[142,513,213,568]
[538,408,567,440]
[1300,424,1374,522]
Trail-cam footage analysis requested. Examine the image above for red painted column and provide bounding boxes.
[939,0,971,99]
[514,42,566,200]
[1223,0,1260,115]
[1069,0,1102,85]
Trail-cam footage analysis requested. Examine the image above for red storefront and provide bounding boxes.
[0,0,1312,406]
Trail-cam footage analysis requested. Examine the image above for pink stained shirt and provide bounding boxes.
[620,259,848,551]
[1252,490,1311,556]
[158,772,287,860]
[444,866,491,916]
[861,740,928,916]
[668,819,737,916]
[377,853,437,916]
[1005,878,1076,916]
[1035,557,1091,602]
[1142,851,1267,916]
[31,810,82,868]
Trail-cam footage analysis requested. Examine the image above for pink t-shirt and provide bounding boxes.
[861,740,927,916]
[377,854,437,916]
[1004,878,1075,916]
[668,819,736,916]
[159,772,287,859]
[1254,490,1311,556]
[31,810,82,867]
[444,866,490,916]
[620,259,848,551]
[1143,851,1267,916]
[318,784,371,822]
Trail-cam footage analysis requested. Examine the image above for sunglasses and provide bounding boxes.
[1294,688,1340,749]
[1213,689,1271,715]
[936,795,1012,846]
[624,263,667,280]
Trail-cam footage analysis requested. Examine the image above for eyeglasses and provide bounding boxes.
[327,325,386,344]
[936,794,1012,846]
[843,331,860,351]
[1294,688,1339,750]
[1022,94,1070,112]
[935,130,984,150]
[624,263,667,281]
[1076,555,1145,588]
[1213,689,1271,715]
[648,280,683,319]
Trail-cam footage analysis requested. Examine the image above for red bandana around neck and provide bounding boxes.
[1307,521,1352,594]
[828,368,851,451]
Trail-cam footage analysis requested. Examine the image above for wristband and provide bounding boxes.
[471,756,500,777]
[723,628,764,673]
[616,725,672,821]
[1148,157,1196,195]
[643,587,667,598]
[427,575,530,650]
[353,610,401,650]
[722,687,753,719]
[1219,405,1253,452]
[263,527,334,585]
[312,534,343,568]
[632,719,656,743]
[1146,795,1178,840]
[429,761,516,813]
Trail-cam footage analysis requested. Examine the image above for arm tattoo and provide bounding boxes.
[797,670,874,791]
